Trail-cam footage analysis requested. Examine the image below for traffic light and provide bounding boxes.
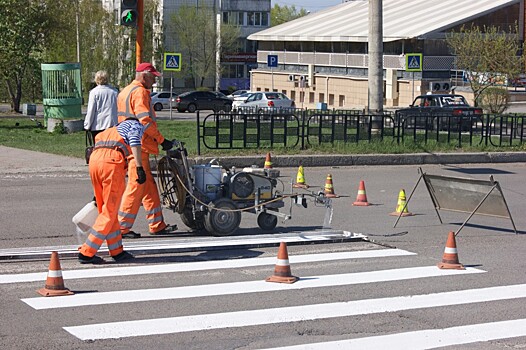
[120,0,138,27]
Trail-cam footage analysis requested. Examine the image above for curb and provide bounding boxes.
[193,152,526,168]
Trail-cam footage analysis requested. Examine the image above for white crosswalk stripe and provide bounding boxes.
[1,248,414,284]
[10,246,526,348]
[262,319,526,350]
[22,266,484,310]
[63,284,526,340]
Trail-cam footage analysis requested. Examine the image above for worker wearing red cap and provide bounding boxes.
[117,62,177,238]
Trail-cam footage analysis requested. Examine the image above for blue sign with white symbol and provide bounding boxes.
[405,53,422,72]
[267,55,278,68]
[164,53,182,72]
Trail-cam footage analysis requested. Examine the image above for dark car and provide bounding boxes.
[396,94,483,131]
[174,91,233,113]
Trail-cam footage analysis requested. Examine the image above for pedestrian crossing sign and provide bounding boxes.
[405,53,422,72]
[164,53,182,72]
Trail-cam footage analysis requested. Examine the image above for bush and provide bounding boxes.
[476,87,509,114]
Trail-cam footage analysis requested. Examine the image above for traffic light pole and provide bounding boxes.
[136,0,144,67]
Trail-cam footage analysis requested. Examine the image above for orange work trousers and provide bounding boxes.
[79,148,125,258]
[118,152,167,234]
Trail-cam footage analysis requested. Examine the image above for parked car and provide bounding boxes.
[151,91,178,111]
[237,92,295,113]
[226,89,251,100]
[396,94,483,131]
[174,91,233,113]
[231,92,254,112]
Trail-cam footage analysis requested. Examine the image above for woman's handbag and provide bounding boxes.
[85,131,95,164]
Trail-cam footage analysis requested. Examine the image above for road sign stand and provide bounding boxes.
[169,73,174,120]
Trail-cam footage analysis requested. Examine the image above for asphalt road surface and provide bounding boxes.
[0,154,525,349]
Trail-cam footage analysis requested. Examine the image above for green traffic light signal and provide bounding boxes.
[120,0,138,27]
[121,9,137,25]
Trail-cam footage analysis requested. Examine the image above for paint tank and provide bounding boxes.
[193,164,223,201]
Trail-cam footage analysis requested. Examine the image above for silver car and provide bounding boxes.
[238,92,295,113]
[151,91,178,111]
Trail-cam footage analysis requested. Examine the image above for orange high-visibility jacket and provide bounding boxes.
[93,126,133,158]
[117,80,165,155]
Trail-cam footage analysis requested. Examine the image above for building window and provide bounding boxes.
[246,12,268,27]
[222,64,245,79]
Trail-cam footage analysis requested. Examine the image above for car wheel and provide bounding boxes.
[154,103,162,111]
[224,104,232,112]
[187,104,197,113]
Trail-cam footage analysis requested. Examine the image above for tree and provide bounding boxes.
[0,0,57,112]
[271,4,309,27]
[168,5,239,89]
[446,24,523,108]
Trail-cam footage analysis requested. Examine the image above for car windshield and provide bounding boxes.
[441,96,468,106]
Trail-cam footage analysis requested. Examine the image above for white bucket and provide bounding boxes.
[72,201,98,232]
[193,164,222,201]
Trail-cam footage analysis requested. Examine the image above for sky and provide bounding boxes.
[273,0,344,13]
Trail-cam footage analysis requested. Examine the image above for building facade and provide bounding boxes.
[153,0,270,92]
[248,0,523,109]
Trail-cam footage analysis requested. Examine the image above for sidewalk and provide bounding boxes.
[2,145,526,174]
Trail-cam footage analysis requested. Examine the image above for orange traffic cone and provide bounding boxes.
[352,180,370,206]
[266,242,299,284]
[264,152,272,169]
[293,165,309,189]
[437,232,465,270]
[38,251,74,297]
[389,189,413,216]
[324,174,339,198]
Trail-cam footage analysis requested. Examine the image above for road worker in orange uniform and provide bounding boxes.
[117,62,177,239]
[78,118,145,264]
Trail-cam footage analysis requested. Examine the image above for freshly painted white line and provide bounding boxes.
[23,266,483,310]
[0,231,365,258]
[262,319,526,350]
[1,248,415,284]
[63,283,526,341]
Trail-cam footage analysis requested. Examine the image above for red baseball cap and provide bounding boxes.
[136,62,161,77]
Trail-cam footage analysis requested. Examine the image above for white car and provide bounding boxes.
[237,92,295,113]
[231,92,254,111]
[151,91,178,111]
[226,89,250,100]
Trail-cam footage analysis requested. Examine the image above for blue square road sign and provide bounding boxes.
[267,55,278,68]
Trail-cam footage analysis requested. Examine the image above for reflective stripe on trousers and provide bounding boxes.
[118,152,167,234]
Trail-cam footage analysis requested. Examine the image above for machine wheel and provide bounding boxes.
[187,104,197,113]
[204,198,241,236]
[257,212,278,231]
[157,156,187,213]
[154,103,163,111]
[180,206,205,231]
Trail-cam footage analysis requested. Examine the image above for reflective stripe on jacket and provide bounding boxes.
[93,127,132,158]
[117,80,165,155]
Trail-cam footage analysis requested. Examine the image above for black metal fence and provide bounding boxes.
[195,109,526,154]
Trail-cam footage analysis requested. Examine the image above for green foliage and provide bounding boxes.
[0,0,57,112]
[476,87,510,114]
[271,4,309,27]
[446,24,523,107]
[167,5,240,89]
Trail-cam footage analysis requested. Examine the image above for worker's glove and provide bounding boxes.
[161,139,174,151]
[136,166,146,184]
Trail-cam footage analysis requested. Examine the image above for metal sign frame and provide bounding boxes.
[164,53,182,72]
[405,53,422,72]
[393,168,517,235]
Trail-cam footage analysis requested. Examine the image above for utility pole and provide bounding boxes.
[136,0,144,67]
[215,0,222,92]
[368,0,383,114]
